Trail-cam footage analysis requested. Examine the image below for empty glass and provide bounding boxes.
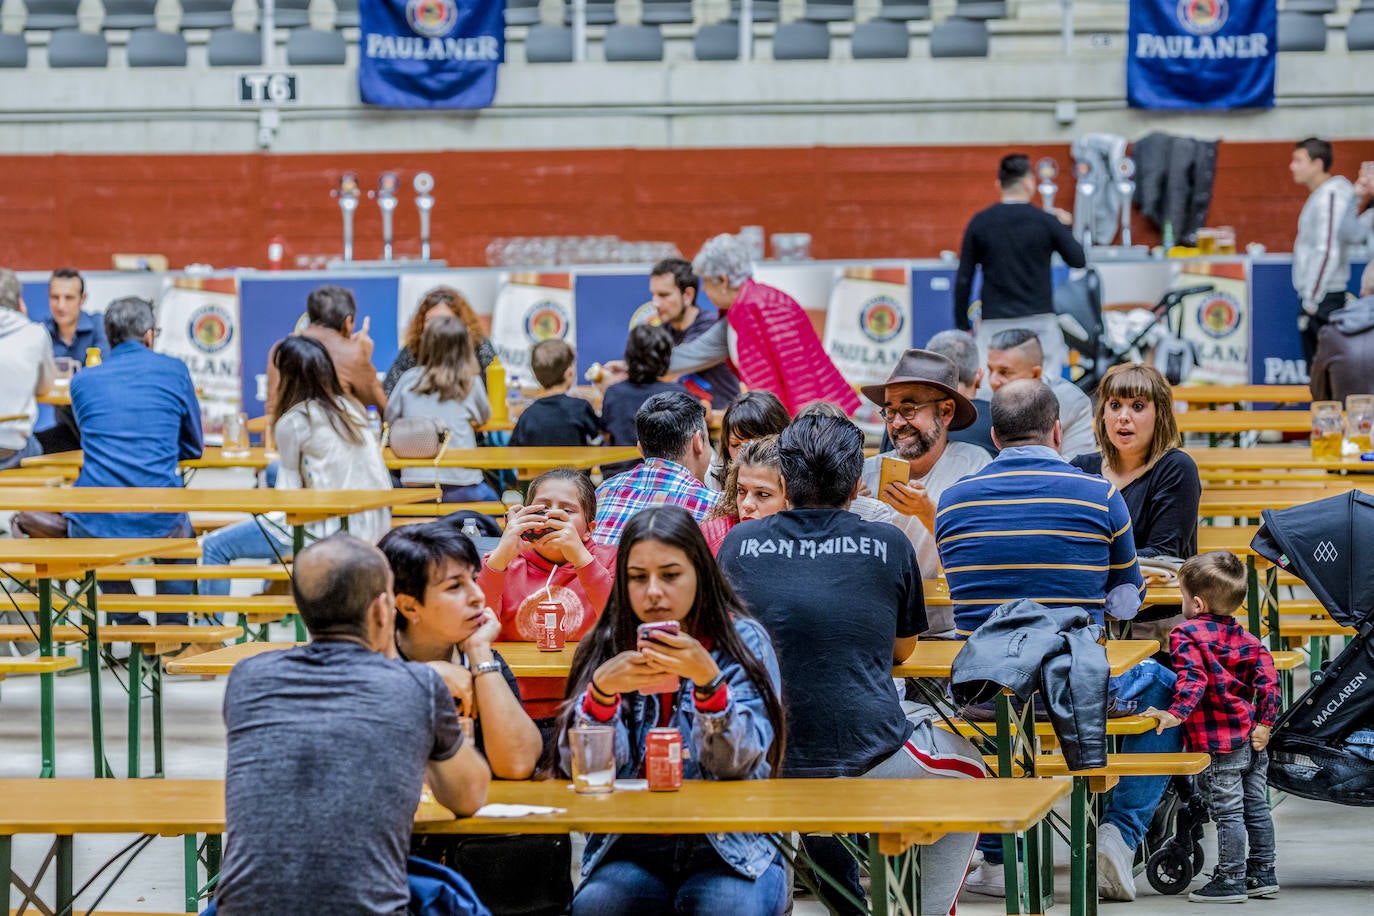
[222,411,252,459]
[1346,395,1374,454]
[1312,401,1344,461]
[570,725,616,794]
[51,357,80,388]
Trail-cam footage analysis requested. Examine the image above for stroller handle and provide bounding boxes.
[1155,285,1215,314]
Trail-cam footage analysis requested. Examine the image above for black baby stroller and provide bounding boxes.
[1249,489,1374,805]
[1143,775,1211,894]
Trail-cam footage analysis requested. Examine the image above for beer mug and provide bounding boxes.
[1215,226,1237,256]
[222,411,252,459]
[1346,395,1374,454]
[1195,228,1218,256]
[1312,401,1344,461]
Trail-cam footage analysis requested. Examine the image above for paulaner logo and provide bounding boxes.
[1311,672,1368,727]
[1135,0,1268,60]
[1178,0,1227,35]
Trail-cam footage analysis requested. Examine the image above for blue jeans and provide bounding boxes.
[572,836,786,916]
[1103,659,1182,850]
[1199,744,1274,880]
[198,518,293,597]
[103,519,196,626]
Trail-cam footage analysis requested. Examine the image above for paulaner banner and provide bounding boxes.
[1127,0,1276,109]
[360,0,504,109]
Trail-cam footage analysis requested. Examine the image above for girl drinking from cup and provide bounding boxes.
[556,506,787,916]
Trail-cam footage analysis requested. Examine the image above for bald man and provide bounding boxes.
[216,535,490,915]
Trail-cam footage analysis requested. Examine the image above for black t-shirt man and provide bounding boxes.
[719,508,927,777]
[953,202,1086,329]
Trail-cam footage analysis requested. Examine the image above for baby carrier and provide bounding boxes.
[1250,490,1374,805]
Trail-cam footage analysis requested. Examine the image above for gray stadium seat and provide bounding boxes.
[286,27,346,63]
[639,0,692,25]
[1348,9,1374,49]
[333,0,358,27]
[851,18,909,58]
[728,0,779,21]
[877,1,929,19]
[0,33,28,67]
[103,0,157,29]
[1278,10,1327,50]
[772,20,829,59]
[504,0,540,26]
[804,0,854,20]
[562,0,616,25]
[954,0,1006,19]
[23,0,79,31]
[604,24,663,60]
[127,28,187,65]
[693,21,739,59]
[206,27,262,65]
[47,29,108,66]
[1283,0,1335,12]
[525,24,573,61]
[179,0,236,28]
[259,0,310,28]
[929,16,987,56]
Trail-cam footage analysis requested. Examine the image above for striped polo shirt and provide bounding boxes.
[934,445,1144,636]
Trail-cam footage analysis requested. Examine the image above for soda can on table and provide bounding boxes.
[645,727,682,791]
[535,601,565,651]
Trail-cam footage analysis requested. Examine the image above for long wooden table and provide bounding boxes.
[1176,409,1313,435]
[0,777,1069,916]
[0,538,200,778]
[384,445,641,473]
[1198,482,1372,517]
[1171,384,1312,405]
[1187,445,1374,474]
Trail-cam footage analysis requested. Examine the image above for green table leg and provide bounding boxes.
[128,649,144,778]
[1,834,11,913]
[56,834,73,915]
[185,834,199,912]
[85,575,113,778]
[153,659,166,778]
[995,694,1023,916]
[38,577,56,778]
[1070,776,1101,916]
[292,524,307,642]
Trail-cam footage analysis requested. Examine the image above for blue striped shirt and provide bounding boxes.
[935,446,1144,635]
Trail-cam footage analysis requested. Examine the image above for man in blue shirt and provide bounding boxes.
[70,296,202,626]
[36,268,108,454]
[650,257,740,408]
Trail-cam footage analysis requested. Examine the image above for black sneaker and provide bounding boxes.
[1188,875,1248,903]
[1246,868,1279,898]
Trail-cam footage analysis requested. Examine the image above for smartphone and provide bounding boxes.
[636,621,681,695]
[877,456,910,506]
[519,512,555,542]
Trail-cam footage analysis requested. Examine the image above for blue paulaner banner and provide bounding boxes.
[359,0,504,108]
[1127,0,1276,109]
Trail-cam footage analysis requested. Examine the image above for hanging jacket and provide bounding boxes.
[950,599,1109,770]
[1132,132,1219,246]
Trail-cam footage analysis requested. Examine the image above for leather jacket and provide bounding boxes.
[951,599,1109,770]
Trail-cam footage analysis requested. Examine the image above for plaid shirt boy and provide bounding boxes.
[1167,613,1281,754]
[593,457,718,546]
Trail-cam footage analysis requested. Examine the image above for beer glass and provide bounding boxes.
[1346,395,1374,454]
[570,725,616,794]
[222,412,252,459]
[1215,226,1237,255]
[1196,228,1217,256]
[1311,401,1344,461]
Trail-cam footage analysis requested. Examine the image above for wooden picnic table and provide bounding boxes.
[1198,482,1371,517]
[1176,409,1314,435]
[0,777,1069,916]
[1171,384,1312,405]
[384,445,641,473]
[1187,445,1374,473]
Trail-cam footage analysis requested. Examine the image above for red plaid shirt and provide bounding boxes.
[1167,613,1281,755]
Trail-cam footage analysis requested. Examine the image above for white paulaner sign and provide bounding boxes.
[1175,264,1250,386]
[155,278,242,435]
[487,273,575,383]
[823,267,913,426]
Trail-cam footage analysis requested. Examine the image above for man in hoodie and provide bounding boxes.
[1290,138,1355,366]
[0,268,56,470]
[1311,297,1374,403]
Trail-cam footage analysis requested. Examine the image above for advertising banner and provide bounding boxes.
[1174,261,1250,385]
[155,277,242,432]
[487,272,575,384]
[359,0,504,109]
[1127,0,1277,109]
[824,267,913,425]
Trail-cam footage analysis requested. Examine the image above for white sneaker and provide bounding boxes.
[964,862,1007,897]
[1096,822,1138,902]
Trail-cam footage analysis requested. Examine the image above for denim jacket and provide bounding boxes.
[560,616,781,880]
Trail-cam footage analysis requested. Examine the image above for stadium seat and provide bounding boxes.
[562,0,616,25]
[639,0,693,25]
[929,16,988,56]
[103,0,157,29]
[1278,10,1327,51]
[333,0,358,27]
[772,20,829,59]
[851,18,909,58]
[1348,9,1374,49]
[954,0,1006,19]
[179,0,235,29]
[504,0,541,26]
[1283,0,1336,12]
[525,24,574,61]
[604,24,664,60]
[0,33,28,67]
[728,0,779,21]
[804,0,855,21]
[877,1,930,19]
[47,29,109,66]
[693,21,739,59]
[23,0,79,31]
[260,0,310,28]
[128,28,188,65]
[206,28,262,65]
[286,27,346,64]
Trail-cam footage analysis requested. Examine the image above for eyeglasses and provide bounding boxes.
[878,399,946,422]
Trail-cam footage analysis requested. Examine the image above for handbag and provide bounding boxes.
[410,835,572,916]
[386,416,452,460]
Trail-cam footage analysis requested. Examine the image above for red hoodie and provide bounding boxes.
[478,537,617,719]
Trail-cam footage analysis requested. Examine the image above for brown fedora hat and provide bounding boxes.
[860,349,978,431]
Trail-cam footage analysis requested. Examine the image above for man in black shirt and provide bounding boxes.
[953,153,1086,383]
[650,257,740,408]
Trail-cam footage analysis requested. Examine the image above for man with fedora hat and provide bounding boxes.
[860,350,991,630]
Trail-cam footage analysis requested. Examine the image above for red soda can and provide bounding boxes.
[645,727,682,791]
[535,601,564,652]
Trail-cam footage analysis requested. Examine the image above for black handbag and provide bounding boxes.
[410,833,573,916]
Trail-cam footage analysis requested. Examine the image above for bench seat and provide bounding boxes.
[0,656,79,676]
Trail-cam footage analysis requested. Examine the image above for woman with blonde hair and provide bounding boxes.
[383,286,497,395]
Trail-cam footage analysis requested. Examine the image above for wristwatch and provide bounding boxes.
[471,660,503,678]
[693,671,728,699]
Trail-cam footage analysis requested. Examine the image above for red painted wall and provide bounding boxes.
[3,140,1371,271]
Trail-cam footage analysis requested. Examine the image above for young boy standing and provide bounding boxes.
[1143,551,1282,904]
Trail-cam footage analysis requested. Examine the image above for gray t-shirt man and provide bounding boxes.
[216,639,463,915]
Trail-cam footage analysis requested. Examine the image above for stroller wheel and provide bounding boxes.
[1146,845,1194,895]
[1191,843,1205,873]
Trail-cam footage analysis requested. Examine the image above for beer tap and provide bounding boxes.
[1114,159,1137,249]
[1074,159,1095,250]
[414,172,435,262]
[370,172,399,262]
[331,172,360,262]
[1036,158,1059,214]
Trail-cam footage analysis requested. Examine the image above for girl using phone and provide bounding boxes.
[556,506,787,916]
[478,469,617,733]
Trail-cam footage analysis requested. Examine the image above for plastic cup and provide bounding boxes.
[570,725,616,794]
[1346,395,1374,454]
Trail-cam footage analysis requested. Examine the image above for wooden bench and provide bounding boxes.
[90,563,292,582]
[4,594,297,623]
[1023,751,1211,791]
[390,501,506,517]
[0,656,78,677]
[938,716,1155,740]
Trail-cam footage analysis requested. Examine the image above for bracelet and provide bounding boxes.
[589,676,617,704]
[471,660,503,678]
[693,671,728,699]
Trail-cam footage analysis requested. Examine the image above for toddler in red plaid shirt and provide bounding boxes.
[1144,551,1281,904]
